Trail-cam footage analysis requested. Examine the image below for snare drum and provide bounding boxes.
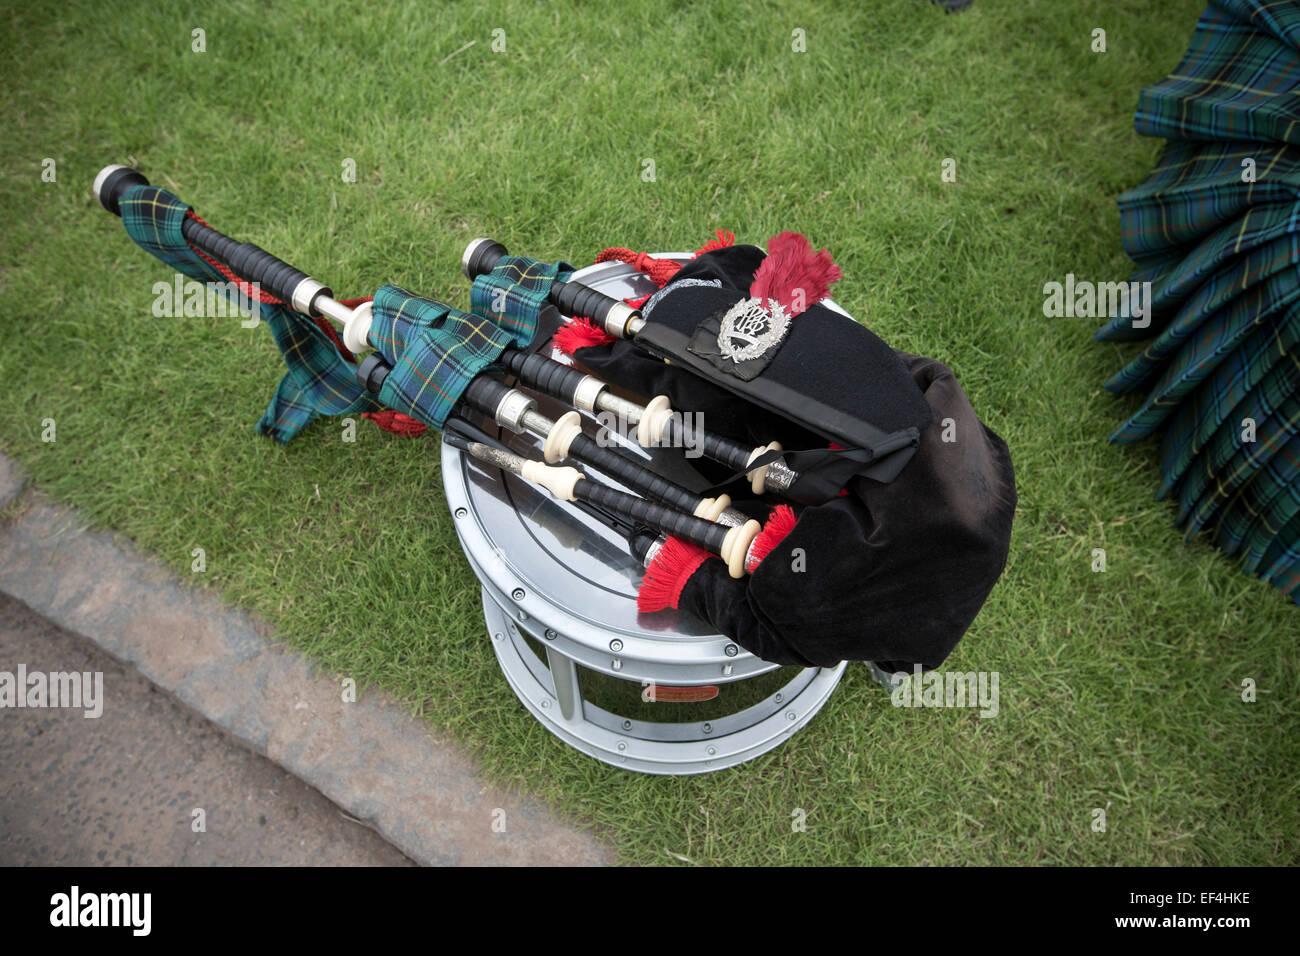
[441,255,846,775]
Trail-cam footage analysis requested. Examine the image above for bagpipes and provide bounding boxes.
[94,164,1016,673]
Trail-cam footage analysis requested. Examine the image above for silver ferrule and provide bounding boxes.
[603,302,641,339]
[494,391,537,433]
[596,391,644,426]
[717,507,747,528]
[520,408,556,439]
[571,376,605,413]
[641,535,666,568]
[93,164,131,211]
[290,277,332,317]
[761,459,798,494]
[462,237,496,279]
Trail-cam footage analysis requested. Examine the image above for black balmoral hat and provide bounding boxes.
[570,234,935,502]
[634,237,934,487]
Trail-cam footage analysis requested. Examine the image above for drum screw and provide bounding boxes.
[724,644,738,657]
[493,632,503,642]
[622,720,632,730]
[511,588,525,601]
[609,639,623,652]
[544,629,558,641]
[774,693,783,703]
[541,700,549,709]
[702,723,712,734]
[707,746,716,756]
[617,741,627,752]
[454,507,467,519]
[786,711,797,721]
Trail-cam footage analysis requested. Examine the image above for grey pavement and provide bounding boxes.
[0,451,612,866]
[0,592,414,865]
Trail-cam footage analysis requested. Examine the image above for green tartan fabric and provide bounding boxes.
[118,185,379,443]
[1218,431,1300,565]
[1099,205,1300,353]
[1212,437,1295,556]
[1108,257,1300,441]
[1175,353,1300,532]
[1217,0,1300,47]
[368,284,513,429]
[1158,303,1300,495]
[1103,0,1300,604]
[469,255,574,349]
[1119,140,1300,263]
[1261,509,1300,588]
[1134,2,1300,145]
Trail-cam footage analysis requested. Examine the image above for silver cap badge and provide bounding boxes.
[717,297,791,363]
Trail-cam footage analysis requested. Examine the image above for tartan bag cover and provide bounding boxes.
[117,184,379,443]
[469,255,574,349]
[368,284,514,429]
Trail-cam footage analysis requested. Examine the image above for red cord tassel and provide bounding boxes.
[637,537,712,613]
[595,247,684,288]
[363,410,428,437]
[693,229,735,257]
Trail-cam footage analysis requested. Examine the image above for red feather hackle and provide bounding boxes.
[748,231,842,317]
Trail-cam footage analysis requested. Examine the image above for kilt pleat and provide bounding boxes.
[1158,303,1300,495]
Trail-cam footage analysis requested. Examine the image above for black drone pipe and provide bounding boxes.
[494,349,798,495]
[97,167,796,496]
[462,238,642,340]
[356,356,745,528]
[95,165,339,321]
[94,164,750,530]
[444,416,660,564]
[439,428,764,576]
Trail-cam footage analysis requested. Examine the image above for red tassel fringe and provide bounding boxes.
[554,316,615,355]
[636,537,712,613]
[747,505,798,568]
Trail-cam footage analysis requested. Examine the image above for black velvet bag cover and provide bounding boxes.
[569,246,1014,669]
[677,352,1016,671]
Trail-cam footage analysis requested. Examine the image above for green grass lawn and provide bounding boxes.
[2,0,1296,865]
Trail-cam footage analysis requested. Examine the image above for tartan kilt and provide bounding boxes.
[1101,0,1300,603]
